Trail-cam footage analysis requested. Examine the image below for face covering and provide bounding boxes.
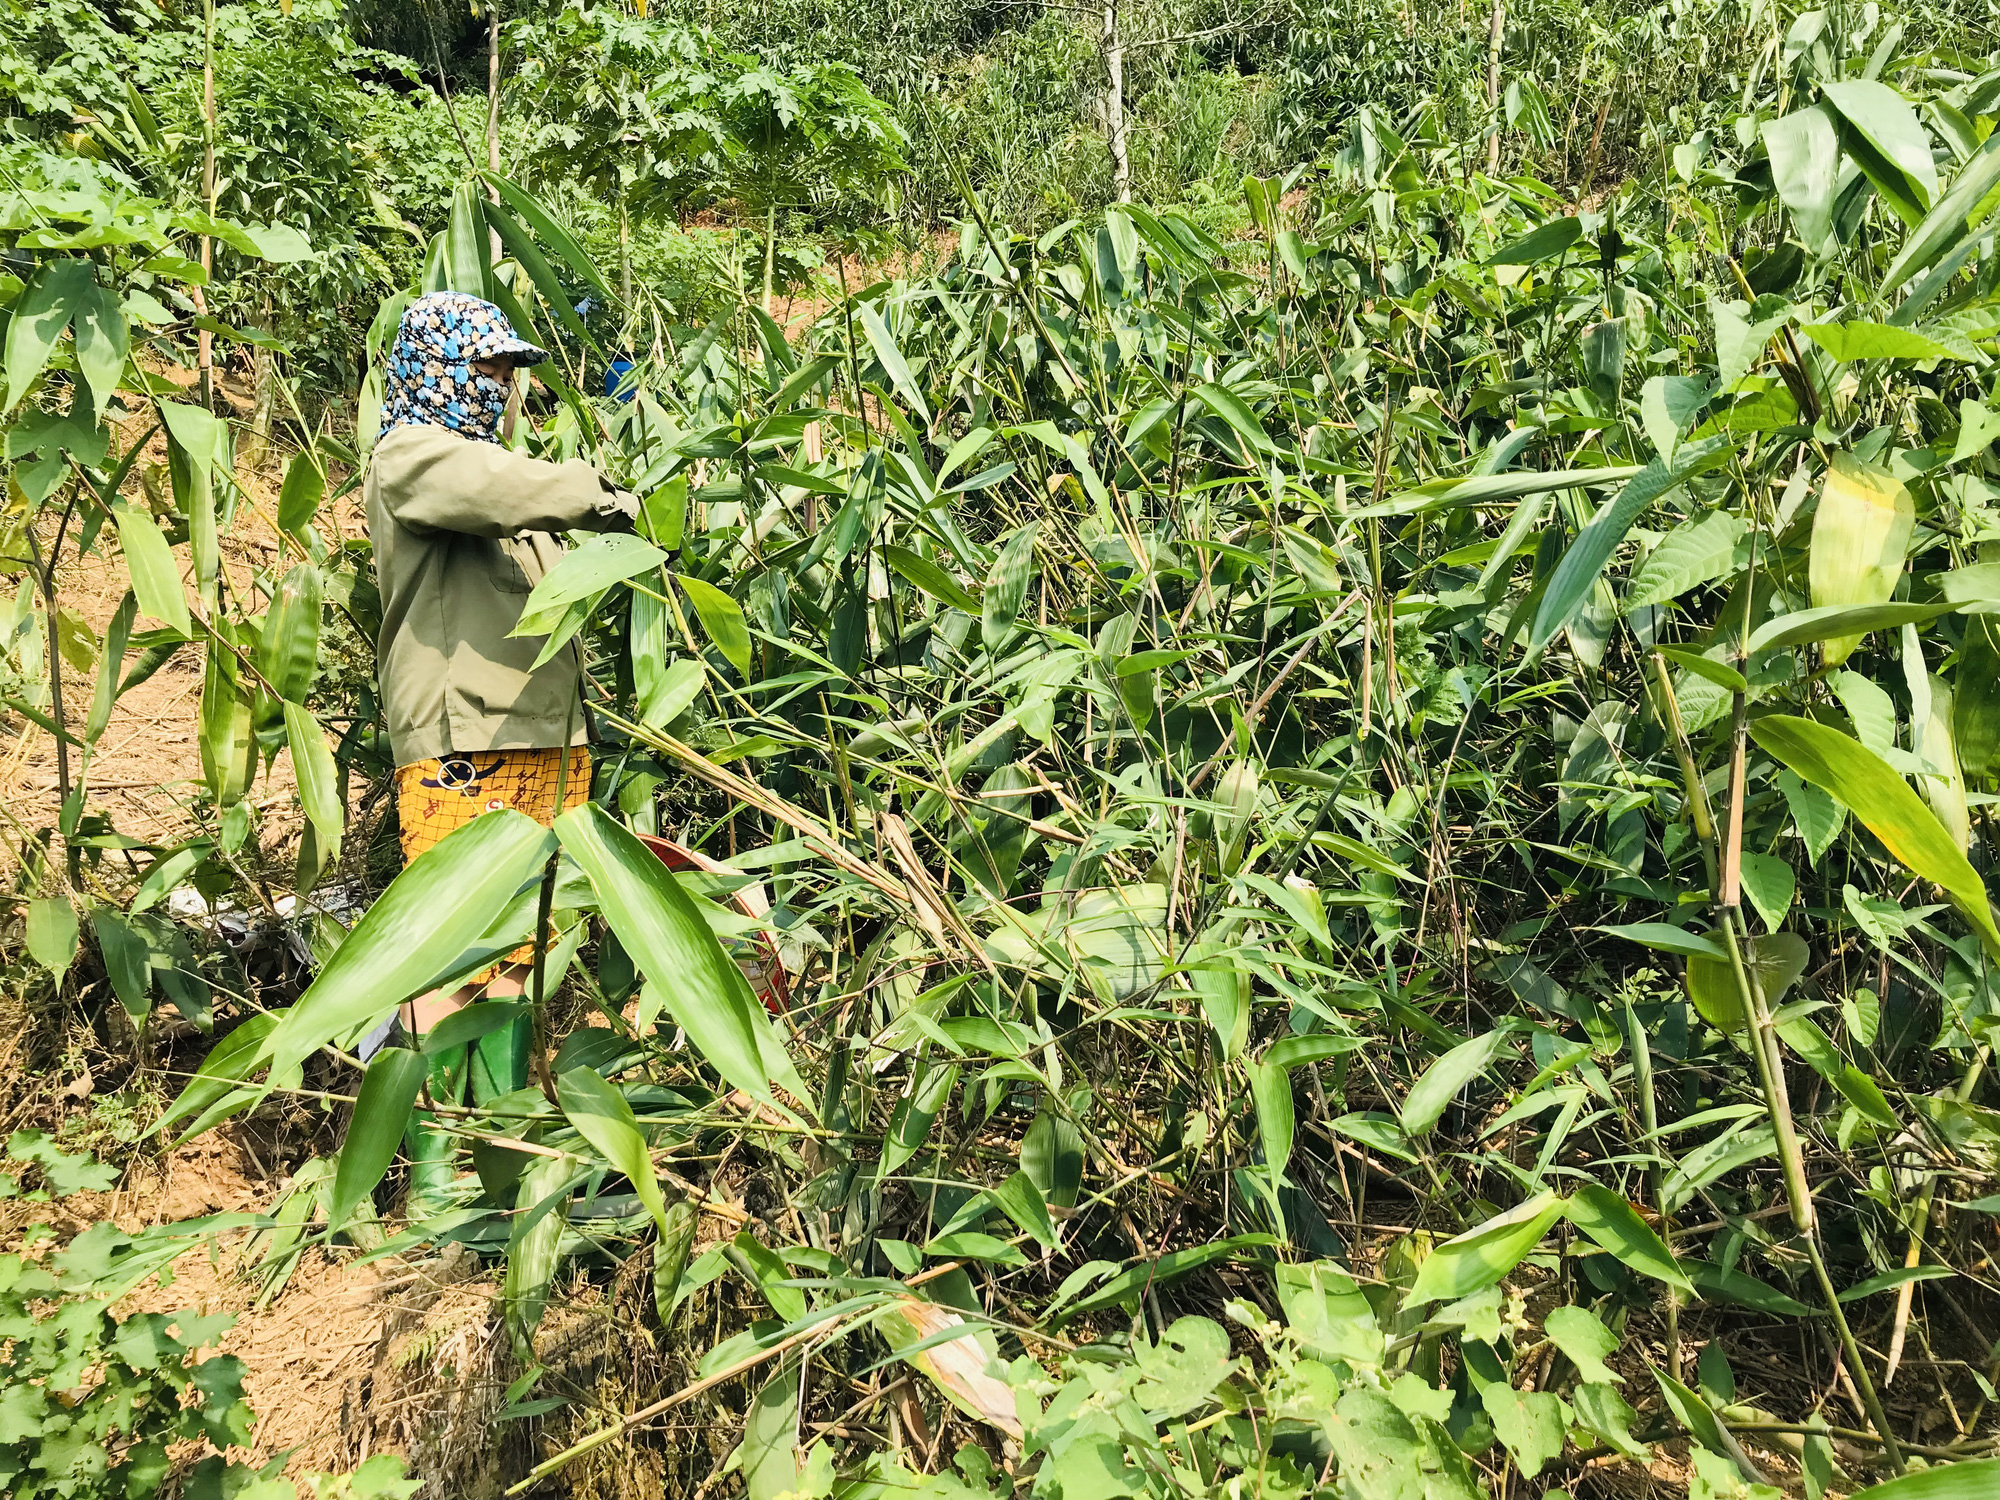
[377,291,549,445]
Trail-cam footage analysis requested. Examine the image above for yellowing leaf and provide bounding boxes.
[1808,454,1913,666]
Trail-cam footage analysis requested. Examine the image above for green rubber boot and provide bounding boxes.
[404,1045,467,1219]
[470,1011,532,1104]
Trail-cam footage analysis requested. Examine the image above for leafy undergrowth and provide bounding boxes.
[9,5,2000,1500]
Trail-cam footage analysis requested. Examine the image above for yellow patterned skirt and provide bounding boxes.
[396,747,591,978]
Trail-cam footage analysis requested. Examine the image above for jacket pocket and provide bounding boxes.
[492,538,536,594]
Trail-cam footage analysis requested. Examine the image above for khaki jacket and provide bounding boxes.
[365,423,636,766]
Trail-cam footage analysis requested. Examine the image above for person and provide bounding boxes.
[365,290,638,1210]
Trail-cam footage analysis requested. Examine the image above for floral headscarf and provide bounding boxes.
[378,292,549,445]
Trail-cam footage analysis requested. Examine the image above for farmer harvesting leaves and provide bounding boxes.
[367,291,638,1207]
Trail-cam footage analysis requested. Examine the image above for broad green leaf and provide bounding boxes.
[520,534,668,617]
[481,171,612,301]
[258,810,555,1080]
[1053,1235,1278,1325]
[115,505,191,638]
[504,1154,573,1359]
[989,1170,1057,1248]
[880,1060,957,1178]
[556,802,804,1107]
[284,703,343,862]
[277,447,326,534]
[1248,1059,1295,1207]
[1685,931,1808,1033]
[1776,1015,1897,1129]
[1488,216,1581,264]
[480,198,594,348]
[330,1047,427,1230]
[199,637,255,808]
[1531,440,1728,656]
[1022,1097,1083,1209]
[85,591,137,744]
[1848,1460,2000,1500]
[25,897,79,975]
[1797,321,1973,363]
[557,1065,669,1237]
[1823,80,1938,224]
[858,302,930,424]
[1657,645,1747,692]
[94,908,153,1025]
[1686,1258,1814,1316]
[1544,1305,1621,1384]
[72,276,130,422]
[1397,466,1641,509]
[1780,769,1846,865]
[1749,716,2000,957]
[1193,382,1278,457]
[882,544,980,615]
[1738,851,1795,934]
[4,259,92,409]
[157,397,230,470]
[1625,509,1742,609]
[259,563,323,704]
[1882,132,2000,296]
[1763,106,1842,252]
[420,1000,528,1055]
[1565,1182,1693,1292]
[1481,1381,1568,1480]
[1572,1382,1648,1459]
[1654,1369,1742,1466]
[1403,1190,1563,1305]
[743,1358,803,1500]
[674,573,752,680]
[639,656,704,730]
[1185,942,1249,1060]
[982,523,1040,646]
[1595,922,1728,961]
[1956,615,2000,778]
[1748,600,1953,654]
[1955,402,2000,465]
[445,180,492,299]
[1402,1028,1513,1135]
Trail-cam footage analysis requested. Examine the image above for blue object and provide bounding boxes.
[606,357,636,403]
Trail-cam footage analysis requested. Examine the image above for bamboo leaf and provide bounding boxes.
[1749,716,2000,958]
[1403,1191,1564,1305]
[115,504,191,638]
[555,802,804,1108]
[259,563,323,704]
[4,259,92,409]
[331,1048,428,1230]
[1566,1183,1693,1292]
[556,1065,669,1237]
[1531,440,1729,656]
[277,447,326,534]
[1402,1028,1514,1135]
[1809,454,1914,666]
[284,702,343,862]
[674,573,752,680]
[1747,600,1955,654]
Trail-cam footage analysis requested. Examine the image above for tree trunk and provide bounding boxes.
[198,0,217,411]
[243,302,276,473]
[1103,0,1130,204]
[486,1,503,262]
[1484,0,1506,174]
[763,202,778,317]
[618,198,633,307]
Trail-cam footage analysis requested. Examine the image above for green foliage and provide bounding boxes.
[9,0,2000,1494]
